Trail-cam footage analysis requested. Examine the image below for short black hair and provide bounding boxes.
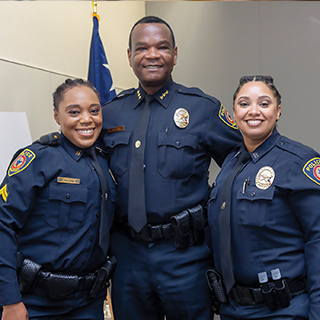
[53,78,100,111]
[128,16,176,50]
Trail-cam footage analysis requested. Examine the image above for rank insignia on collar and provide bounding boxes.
[8,149,35,177]
[255,166,275,190]
[218,104,238,129]
[160,90,169,100]
[303,157,320,185]
[137,90,142,100]
[174,108,189,128]
[0,184,8,202]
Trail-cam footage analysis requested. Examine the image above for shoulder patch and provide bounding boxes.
[303,157,320,185]
[8,149,36,177]
[0,184,8,202]
[218,104,238,129]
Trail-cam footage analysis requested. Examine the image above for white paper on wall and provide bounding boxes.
[0,112,32,182]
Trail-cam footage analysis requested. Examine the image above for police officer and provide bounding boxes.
[207,76,320,319]
[101,16,242,320]
[0,79,116,320]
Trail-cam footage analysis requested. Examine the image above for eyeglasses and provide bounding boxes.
[239,75,273,84]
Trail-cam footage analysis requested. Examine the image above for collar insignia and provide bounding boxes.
[137,90,142,100]
[160,90,169,100]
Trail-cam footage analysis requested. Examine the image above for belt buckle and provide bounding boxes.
[135,224,153,242]
[237,286,254,306]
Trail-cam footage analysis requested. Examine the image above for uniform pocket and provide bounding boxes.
[157,132,198,179]
[48,183,88,230]
[103,131,131,177]
[237,186,275,227]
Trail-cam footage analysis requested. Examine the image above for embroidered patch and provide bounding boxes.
[8,149,35,177]
[255,166,275,190]
[303,157,320,185]
[218,104,238,129]
[0,184,8,202]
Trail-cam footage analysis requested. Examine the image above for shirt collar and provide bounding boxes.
[60,133,86,161]
[238,128,281,163]
[133,76,176,110]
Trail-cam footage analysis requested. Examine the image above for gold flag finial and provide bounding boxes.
[92,1,97,14]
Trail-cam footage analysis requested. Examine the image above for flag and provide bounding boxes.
[88,15,116,105]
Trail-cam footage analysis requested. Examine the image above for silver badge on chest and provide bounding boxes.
[173,108,189,128]
[255,166,275,190]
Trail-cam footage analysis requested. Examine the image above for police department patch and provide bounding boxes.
[8,149,35,177]
[218,105,238,129]
[255,166,275,190]
[303,157,320,185]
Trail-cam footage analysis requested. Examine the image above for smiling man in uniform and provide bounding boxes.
[101,16,242,320]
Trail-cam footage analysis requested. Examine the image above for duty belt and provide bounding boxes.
[229,277,307,306]
[114,204,207,249]
[114,218,174,242]
[18,254,117,301]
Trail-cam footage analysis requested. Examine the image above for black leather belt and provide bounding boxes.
[114,219,174,242]
[229,278,307,306]
[37,270,96,292]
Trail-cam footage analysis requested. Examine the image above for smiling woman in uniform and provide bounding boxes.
[0,78,116,320]
[208,76,320,320]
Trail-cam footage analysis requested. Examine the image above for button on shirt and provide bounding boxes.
[0,134,116,306]
[208,129,320,320]
[102,77,242,224]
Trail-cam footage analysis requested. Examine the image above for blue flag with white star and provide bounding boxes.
[88,15,116,105]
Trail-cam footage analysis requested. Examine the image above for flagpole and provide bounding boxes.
[92,1,97,14]
[92,1,99,21]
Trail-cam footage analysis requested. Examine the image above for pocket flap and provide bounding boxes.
[158,132,198,149]
[103,131,131,149]
[49,183,88,203]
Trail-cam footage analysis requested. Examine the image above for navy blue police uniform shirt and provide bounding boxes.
[101,77,242,224]
[208,128,320,319]
[0,133,116,306]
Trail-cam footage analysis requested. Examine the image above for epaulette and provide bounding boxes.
[175,84,220,104]
[103,88,136,107]
[116,88,136,98]
[276,136,316,160]
[33,132,60,146]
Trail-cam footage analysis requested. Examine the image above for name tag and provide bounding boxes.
[57,177,80,184]
[107,126,124,133]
